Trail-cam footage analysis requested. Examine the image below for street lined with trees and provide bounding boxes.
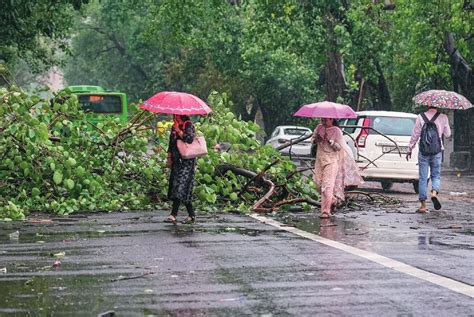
[1,1,473,217]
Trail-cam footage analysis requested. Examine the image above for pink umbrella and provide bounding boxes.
[294,101,356,119]
[140,91,212,115]
[413,90,472,110]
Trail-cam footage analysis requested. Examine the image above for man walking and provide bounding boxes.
[406,106,451,213]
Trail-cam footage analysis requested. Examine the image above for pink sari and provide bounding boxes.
[313,124,363,213]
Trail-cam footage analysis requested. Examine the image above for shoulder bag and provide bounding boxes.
[176,136,208,159]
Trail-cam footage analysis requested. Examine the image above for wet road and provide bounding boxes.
[0,175,473,316]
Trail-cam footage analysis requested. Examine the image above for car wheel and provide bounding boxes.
[381,181,393,192]
[413,181,419,194]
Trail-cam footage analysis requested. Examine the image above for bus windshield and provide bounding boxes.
[79,95,122,114]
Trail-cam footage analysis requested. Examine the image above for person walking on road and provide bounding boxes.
[164,115,197,224]
[313,118,363,218]
[406,106,451,213]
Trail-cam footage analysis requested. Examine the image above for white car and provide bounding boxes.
[266,125,313,157]
[340,111,419,193]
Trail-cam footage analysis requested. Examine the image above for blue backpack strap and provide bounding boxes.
[420,112,440,124]
[420,112,429,123]
[430,111,441,123]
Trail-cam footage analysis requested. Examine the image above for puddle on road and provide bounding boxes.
[275,213,371,240]
[272,212,474,251]
[0,230,136,245]
[0,274,144,315]
[169,225,275,238]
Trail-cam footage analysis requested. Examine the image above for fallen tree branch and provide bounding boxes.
[274,197,320,208]
[287,167,312,180]
[251,177,275,211]
[239,159,280,196]
[216,163,257,179]
[217,163,320,213]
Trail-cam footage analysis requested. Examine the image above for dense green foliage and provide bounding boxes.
[0,86,161,219]
[64,0,324,135]
[64,0,473,134]
[0,87,318,220]
[0,0,89,75]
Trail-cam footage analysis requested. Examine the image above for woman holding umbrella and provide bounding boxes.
[140,91,212,224]
[312,117,363,218]
[294,102,363,218]
[164,114,197,224]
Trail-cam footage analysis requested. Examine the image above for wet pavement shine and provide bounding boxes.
[0,175,473,316]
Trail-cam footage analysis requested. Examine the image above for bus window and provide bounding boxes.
[79,95,122,114]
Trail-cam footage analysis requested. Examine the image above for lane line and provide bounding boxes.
[250,214,474,298]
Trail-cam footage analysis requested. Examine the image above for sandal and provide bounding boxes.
[431,191,442,210]
[163,215,177,224]
[181,216,196,224]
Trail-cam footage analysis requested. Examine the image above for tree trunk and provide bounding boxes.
[259,101,275,139]
[322,15,347,102]
[444,32,473,101]
[324,49,347,102]
[373,62,392,111]
[444,32,474,170]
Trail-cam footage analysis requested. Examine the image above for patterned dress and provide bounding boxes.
[313,124,363,214]
[167,121,196,203]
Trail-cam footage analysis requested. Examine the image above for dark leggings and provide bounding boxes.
[171,199,195,218]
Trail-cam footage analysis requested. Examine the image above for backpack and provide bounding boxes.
[419,112,442,156]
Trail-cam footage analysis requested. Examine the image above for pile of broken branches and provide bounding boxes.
[216,160,320,213]
[216,160,402,214]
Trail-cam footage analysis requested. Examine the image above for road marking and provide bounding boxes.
[250,214,474,298]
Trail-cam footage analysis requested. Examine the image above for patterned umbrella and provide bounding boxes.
[140,91,212,115]
[412,90,472,110]
[293,101,357,119]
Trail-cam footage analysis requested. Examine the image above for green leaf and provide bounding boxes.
[32,187,40,197]
[53,171,63,185]
[65,179,75,190]
[66,158,77,168]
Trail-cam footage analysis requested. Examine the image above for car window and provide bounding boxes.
[271,128,280,138]
[341,118,358,134]
[370,116,415,136]
[284,128,310,136]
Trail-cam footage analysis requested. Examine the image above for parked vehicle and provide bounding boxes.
[266,125,313,157]
[339,111,419,193]
[68,85,129,125]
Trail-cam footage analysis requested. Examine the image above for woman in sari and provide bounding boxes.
[313,118,363,218]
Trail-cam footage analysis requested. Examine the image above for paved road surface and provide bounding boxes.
[1,177,473,317]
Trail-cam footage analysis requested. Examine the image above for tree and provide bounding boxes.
[64,0,473,134]
[0,0,89,79]
[65,0,324,135]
